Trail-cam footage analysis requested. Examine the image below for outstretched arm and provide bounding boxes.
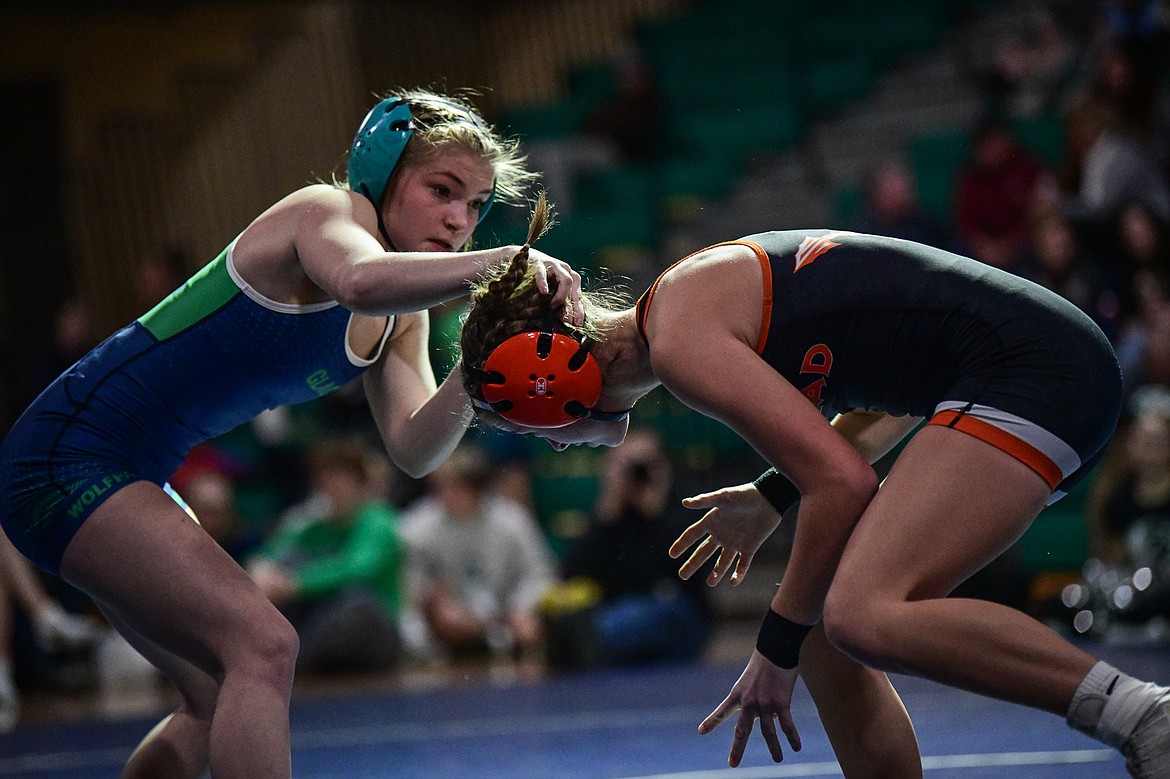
[364,311,472,478]
[657,336,878,627]
[293,187,583,319]
[672,410,921,586]
[653,334,877,764]
[642,245,882,766]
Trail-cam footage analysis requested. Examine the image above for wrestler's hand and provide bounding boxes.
[670,483,783,586]
[527,248,583,326]
[700,650,802,767]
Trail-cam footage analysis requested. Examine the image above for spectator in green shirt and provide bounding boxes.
[247,439,404,673]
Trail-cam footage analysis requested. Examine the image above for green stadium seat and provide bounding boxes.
[665,102,804,165]
[834,186,864,225]
[798,55,877,117]
[656,157,738,204]
[909,131,971,222]
[500,103,589,142]
[567,62,617,110]
[1018,475,1097,574]
[527,446,605,556]
[1011,114,1065,169]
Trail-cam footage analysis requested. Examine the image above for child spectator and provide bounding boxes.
[400,444,554,660]
[247,440,404,674]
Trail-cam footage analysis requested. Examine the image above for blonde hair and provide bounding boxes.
[361,88,536,206]
[459,192,631,406]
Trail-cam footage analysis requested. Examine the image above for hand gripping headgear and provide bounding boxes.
[469,331,629,428]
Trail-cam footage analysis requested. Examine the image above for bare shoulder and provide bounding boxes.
[232,185,372,302]
[282,183,369,214]
[244,184,373,244]
[645,242,766,352]
[242,184,374,260]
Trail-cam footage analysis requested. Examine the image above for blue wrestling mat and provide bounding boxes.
[2,641,1165,778]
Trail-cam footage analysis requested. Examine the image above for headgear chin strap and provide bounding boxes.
[470,331,628,429]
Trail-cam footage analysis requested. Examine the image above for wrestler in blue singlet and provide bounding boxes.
[0,241,393,573]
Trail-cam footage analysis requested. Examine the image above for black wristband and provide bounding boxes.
[756,608,815,669]
[752,468,801,515]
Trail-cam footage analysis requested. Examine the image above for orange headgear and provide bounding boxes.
[468,331,628,428]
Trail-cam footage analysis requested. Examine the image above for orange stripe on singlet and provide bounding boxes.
[634,241,773,354]
[741,241,773,354]
[928,409,1064,490]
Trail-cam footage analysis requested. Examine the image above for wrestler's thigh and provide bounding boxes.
[833,425,1051,602]
[59,481,288,675]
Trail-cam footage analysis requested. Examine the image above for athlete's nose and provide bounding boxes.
[445,201,473,234]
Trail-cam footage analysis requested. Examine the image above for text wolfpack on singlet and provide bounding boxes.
[66,471,135,518]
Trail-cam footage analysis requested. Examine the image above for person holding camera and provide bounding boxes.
[546,429,711,669]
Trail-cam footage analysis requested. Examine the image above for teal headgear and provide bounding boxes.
[347,96,496,222]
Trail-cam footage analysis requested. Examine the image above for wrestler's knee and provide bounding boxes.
[822,583,900,671]
[223,601,299,690]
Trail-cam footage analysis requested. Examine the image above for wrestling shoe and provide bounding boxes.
[1124,687,1170,778]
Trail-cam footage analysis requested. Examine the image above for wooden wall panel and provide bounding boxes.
[0,0,693,338]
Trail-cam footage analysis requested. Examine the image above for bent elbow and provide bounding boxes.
[820,462,880,514]
[387,445,440,481]
[850,464,880,503]
[332,267,384,314]
[395,458,432,481]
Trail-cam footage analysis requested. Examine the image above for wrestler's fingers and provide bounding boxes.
[758,713,784,763]
[678,537,718,580]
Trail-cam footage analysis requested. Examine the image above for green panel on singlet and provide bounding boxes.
[139,248,239,341]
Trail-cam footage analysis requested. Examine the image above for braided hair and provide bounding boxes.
[460,192,630,408]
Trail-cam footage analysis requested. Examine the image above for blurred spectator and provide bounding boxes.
[1086,384,1170,566]
[983,5,1077,118]
[543,430,711,671]
[1058,44,1170,225]
[580,47,666,167]
[955,116,1053,270]
[524,47,664,214]
[851,157,950,248]
[400,443,555,660]
[1109,201,1170,318]
[1114,268,1170,395]
[33,296,99,395]
[1103,0,1170,75]
[1018,210,1121,336]
[169,443,248,558]
[1056,384,1170,637]
[0,531,102,731]
[246,439,404,674]
[465,426,538,513]
[131,246,188,315]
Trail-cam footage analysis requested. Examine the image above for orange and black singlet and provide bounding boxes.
[636,230,1122,500]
